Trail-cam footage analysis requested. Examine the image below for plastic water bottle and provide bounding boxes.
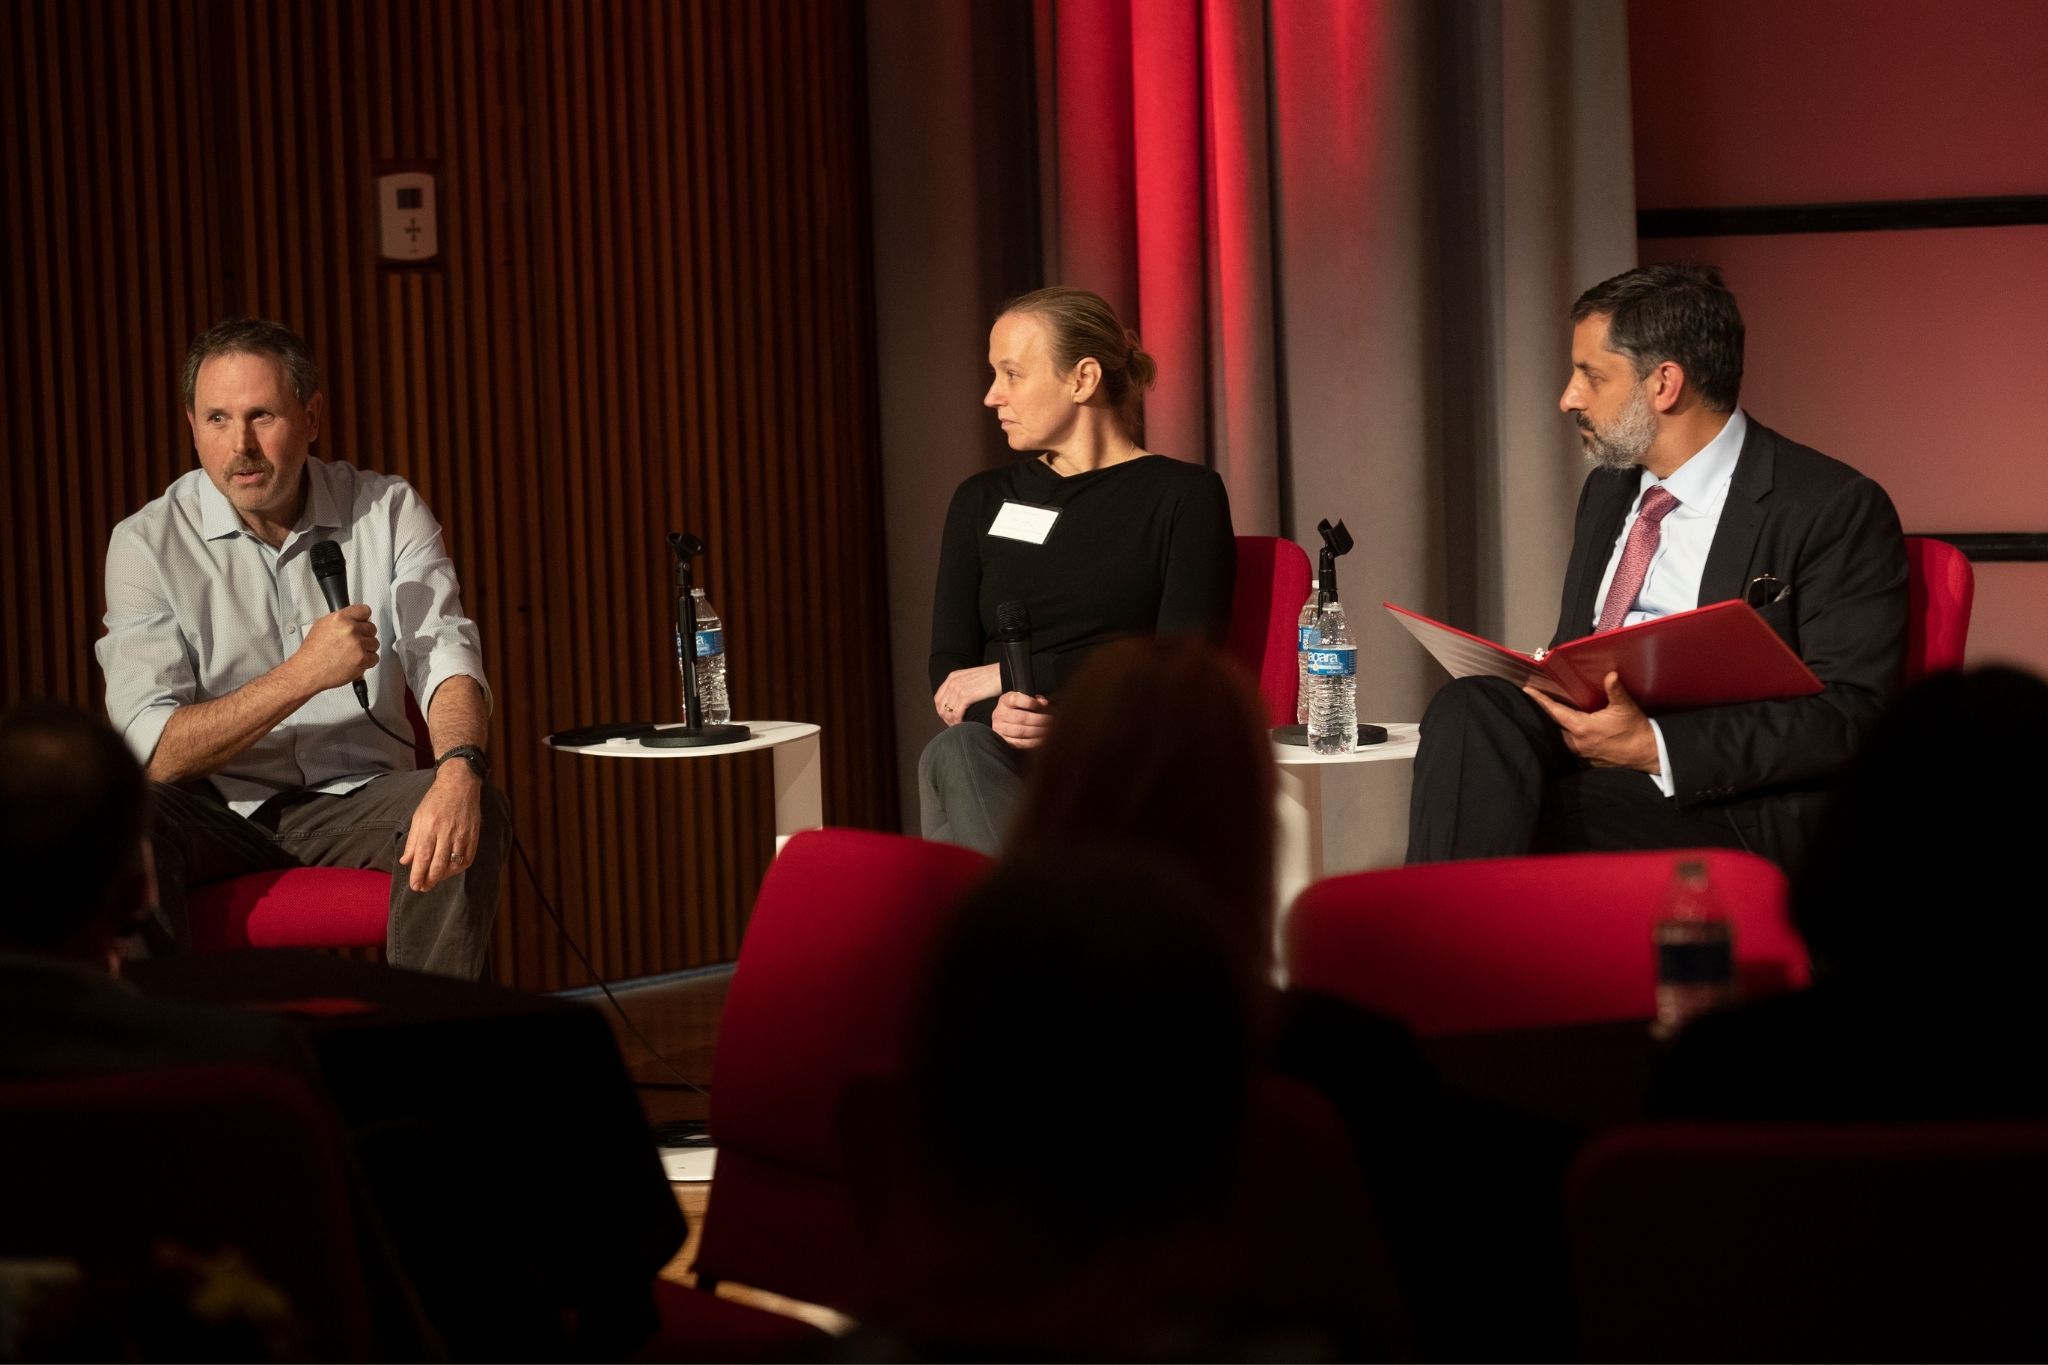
[1295,589,1321,725]
[1304,599,1357,755]
[1652,858,1734,1038]
[679,587,732,725]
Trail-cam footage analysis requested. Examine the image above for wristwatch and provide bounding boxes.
[435,744,490,782]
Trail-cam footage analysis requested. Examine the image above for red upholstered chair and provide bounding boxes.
[0,1063,376,1359]
[1227,534,1313,726]
[185,693,435,953]
[1903,534,1975,683]
[1285,849,1807,1038]
[186,866,398,952]
[1567,1121,2048,1362]
[691,828,993,1313]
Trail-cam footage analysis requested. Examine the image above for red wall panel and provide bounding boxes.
[1638,228,2048,534]
[1630,0,2048,207]
[1630,0,2047,677]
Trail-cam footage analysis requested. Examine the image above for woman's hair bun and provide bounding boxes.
[1123,328,1158,394]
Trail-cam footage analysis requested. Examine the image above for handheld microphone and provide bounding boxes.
[994,600,1035,696]
[309,540,371,709]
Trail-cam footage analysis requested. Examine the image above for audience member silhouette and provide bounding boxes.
[852,851,1403,1360]
[0,701,440,1357]
[998,637,1593,1357]
[860,640,1426,1354]
[1653,665,2048,1119]
[0,700,311,1077]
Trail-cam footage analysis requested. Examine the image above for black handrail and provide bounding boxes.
[1912,533,2048,563]
[1639,196,2048,238]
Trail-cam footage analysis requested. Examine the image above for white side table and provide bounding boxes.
[1271,722,1420,912]
[545,720,824,847]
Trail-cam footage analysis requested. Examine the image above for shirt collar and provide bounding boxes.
[1639,406,1747,512]
[303,459,344,531]
[196,471,250,540]
[194,459,339,541]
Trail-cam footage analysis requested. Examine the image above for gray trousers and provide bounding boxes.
[147,770,510,979]
[917,722,1028,855]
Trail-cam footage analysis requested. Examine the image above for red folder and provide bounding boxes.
[1384,599,1822,713]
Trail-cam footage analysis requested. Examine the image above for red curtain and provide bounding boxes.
[1040,0,1393,533]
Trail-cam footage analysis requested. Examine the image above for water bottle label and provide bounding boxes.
[1656,938,1733,985]
[1298,625,1319,650]
[1304,645,1356,677]
[694,629,724,657]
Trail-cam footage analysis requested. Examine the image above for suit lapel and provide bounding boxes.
[1558,471,1637,643]
[1699,419,1776,605]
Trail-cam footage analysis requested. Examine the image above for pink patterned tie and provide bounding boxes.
[1596,486,1680,632]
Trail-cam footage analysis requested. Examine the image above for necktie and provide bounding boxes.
[1596,485,1680,633]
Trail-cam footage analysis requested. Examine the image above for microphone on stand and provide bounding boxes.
[309,540,371,709]
[642,531,750,748]
[995,600,1035,696]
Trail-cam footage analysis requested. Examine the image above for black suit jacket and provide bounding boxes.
[1551,418,1908,864]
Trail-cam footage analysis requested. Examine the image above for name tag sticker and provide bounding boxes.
[987,501,1060,545]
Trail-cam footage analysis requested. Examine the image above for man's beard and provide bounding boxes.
[1578,382,1656,472]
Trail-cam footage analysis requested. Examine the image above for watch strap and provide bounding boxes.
[435,744,490,781]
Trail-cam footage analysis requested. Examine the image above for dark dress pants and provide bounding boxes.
[1406,676,1749,864]
[147,771,509,979]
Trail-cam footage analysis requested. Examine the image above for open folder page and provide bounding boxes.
[1384,599,1822,713]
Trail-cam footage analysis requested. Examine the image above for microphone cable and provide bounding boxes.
[348,689,712,1098]
[360,705,416,750]
[507,830,711,1098]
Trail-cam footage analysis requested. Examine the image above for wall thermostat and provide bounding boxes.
[377,172,438,262]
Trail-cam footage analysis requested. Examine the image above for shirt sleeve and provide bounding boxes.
[1648,719,1677,799]
[1154,470,1237,643]
[95,522,191,766]
[928,479,988,692]
[385,483,493,717]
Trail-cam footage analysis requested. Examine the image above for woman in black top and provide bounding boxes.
[919,287,1236,852]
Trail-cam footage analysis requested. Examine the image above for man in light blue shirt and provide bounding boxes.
[97,319,507,977]
[1407,264,1907,870]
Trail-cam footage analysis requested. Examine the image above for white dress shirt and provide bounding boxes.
[98,459,491,815]
[1590,407,1747,797]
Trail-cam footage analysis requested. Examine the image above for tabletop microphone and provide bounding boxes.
[995,600,1035,696]
[310,540,371,709]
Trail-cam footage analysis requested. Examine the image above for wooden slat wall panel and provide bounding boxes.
[1,0,896,992]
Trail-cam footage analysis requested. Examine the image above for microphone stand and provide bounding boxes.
[643,532,750,748]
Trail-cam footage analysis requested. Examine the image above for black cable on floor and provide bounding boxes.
[356,684,712,1098]
[509,829,712,1098]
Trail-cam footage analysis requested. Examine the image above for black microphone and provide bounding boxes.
[994,600,1035,696]
[309,540,371,709]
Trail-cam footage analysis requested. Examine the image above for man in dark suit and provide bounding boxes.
[1407,263,1908,871]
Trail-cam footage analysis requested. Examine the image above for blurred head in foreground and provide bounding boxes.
[0,701,154,967]
[861,852,1259,1357]
[1005,635,1277,972]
